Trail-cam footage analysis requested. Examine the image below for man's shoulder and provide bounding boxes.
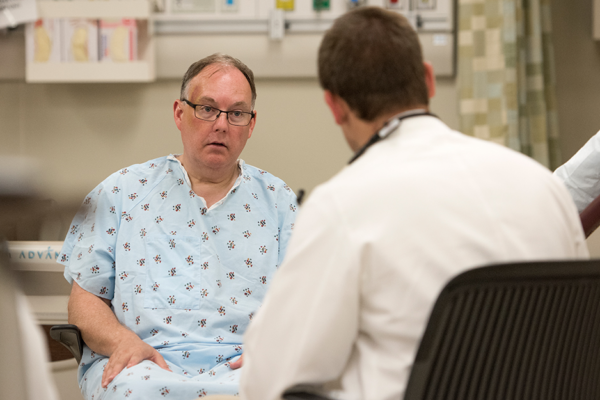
[455,131,554,177]
[241,162,294,195]
[241,163,280,182]
[99,156,172,186]
[307,123,559,206]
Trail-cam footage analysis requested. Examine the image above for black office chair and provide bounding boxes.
[49,324,84,364]
[284,260,600,400]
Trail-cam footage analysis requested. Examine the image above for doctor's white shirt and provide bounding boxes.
[240,116,588,400]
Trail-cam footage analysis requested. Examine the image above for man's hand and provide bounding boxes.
[68,282,172,387]
[101,334,171,388]
[229,353,244,370]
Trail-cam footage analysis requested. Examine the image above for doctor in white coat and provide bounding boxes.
[239,7,588,400]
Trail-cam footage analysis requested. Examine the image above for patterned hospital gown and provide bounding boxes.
[58,155,297,400]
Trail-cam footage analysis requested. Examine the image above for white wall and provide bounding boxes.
[0,75,458,240]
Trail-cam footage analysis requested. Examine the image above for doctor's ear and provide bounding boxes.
[423,62,436,99]
[324,91,349,126]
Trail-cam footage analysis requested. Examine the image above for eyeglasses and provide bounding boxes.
[182,99,255,126]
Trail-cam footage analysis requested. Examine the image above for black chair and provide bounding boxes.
[50,324,84,364]
[284,260,600,400]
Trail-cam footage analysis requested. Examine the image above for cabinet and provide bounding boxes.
[26,0,155,83]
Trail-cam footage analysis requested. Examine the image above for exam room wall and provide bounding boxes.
[0,0,598,246]
[0,77,458,241]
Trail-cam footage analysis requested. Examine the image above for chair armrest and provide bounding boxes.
[49,324,83,364]
[282,386,332,400]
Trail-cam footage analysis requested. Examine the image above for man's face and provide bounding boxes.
[174,64,256,173]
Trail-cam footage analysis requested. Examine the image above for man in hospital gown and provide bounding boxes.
[58,53,297,400]
[240,8,588,400]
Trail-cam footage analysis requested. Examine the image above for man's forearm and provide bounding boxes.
[68,281,140,357]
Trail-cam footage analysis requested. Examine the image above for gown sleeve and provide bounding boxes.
[58,176,122,300]
[276,183,299,267]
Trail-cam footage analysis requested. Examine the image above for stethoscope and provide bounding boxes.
[348,111,438,164]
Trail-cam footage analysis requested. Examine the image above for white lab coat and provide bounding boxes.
[240,116,588,400]
[554,130,600,212]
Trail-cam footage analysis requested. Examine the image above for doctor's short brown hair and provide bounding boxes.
[318,7,428,121]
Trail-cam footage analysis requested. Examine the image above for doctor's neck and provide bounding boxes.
[344,105,429,152]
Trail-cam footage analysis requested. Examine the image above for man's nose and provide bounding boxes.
[214,111,229,129]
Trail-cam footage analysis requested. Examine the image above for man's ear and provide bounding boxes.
[324,91,349,126]
[423,62,436,99]
[247,110,257,139]
[173,99,184,130]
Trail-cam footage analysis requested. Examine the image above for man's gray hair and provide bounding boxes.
[180,53,257,108]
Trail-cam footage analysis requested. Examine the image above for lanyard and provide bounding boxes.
[348,111,438,164]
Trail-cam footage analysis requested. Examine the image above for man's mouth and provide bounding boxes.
[208,142,227,148]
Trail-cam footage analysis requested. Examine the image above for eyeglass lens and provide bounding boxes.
[195,106,252,126]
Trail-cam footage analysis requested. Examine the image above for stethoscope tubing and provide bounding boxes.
[348,112,438,164]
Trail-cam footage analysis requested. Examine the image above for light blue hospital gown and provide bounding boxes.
[58,155,297,400]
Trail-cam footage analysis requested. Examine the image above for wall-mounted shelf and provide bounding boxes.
[8,0,454,81]
[37,0,152,19]
[26,0,155,83]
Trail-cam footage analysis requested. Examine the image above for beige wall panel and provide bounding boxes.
[0,76,461,207]
[17,81,183,204]
[156,34,322,79]
[0,82,23,155]
[156,32,455,80]
[0,78,351,208]
[242,78,352,199]
[552,0,600,161]
[430,77,459,130]
[0,27,25,81]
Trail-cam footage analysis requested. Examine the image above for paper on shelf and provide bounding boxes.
[26,18,62,63]
[99,18,137,62]
[62,18,99,62]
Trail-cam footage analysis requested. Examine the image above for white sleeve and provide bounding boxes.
[554,130,600,213]
[240,188,361,400]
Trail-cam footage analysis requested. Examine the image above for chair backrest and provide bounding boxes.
[404,260,600,400]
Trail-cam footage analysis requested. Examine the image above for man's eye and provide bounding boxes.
[200,106,213,113]
[231,111,243,117]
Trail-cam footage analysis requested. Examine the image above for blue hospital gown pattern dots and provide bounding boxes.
[59,156,297,400]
